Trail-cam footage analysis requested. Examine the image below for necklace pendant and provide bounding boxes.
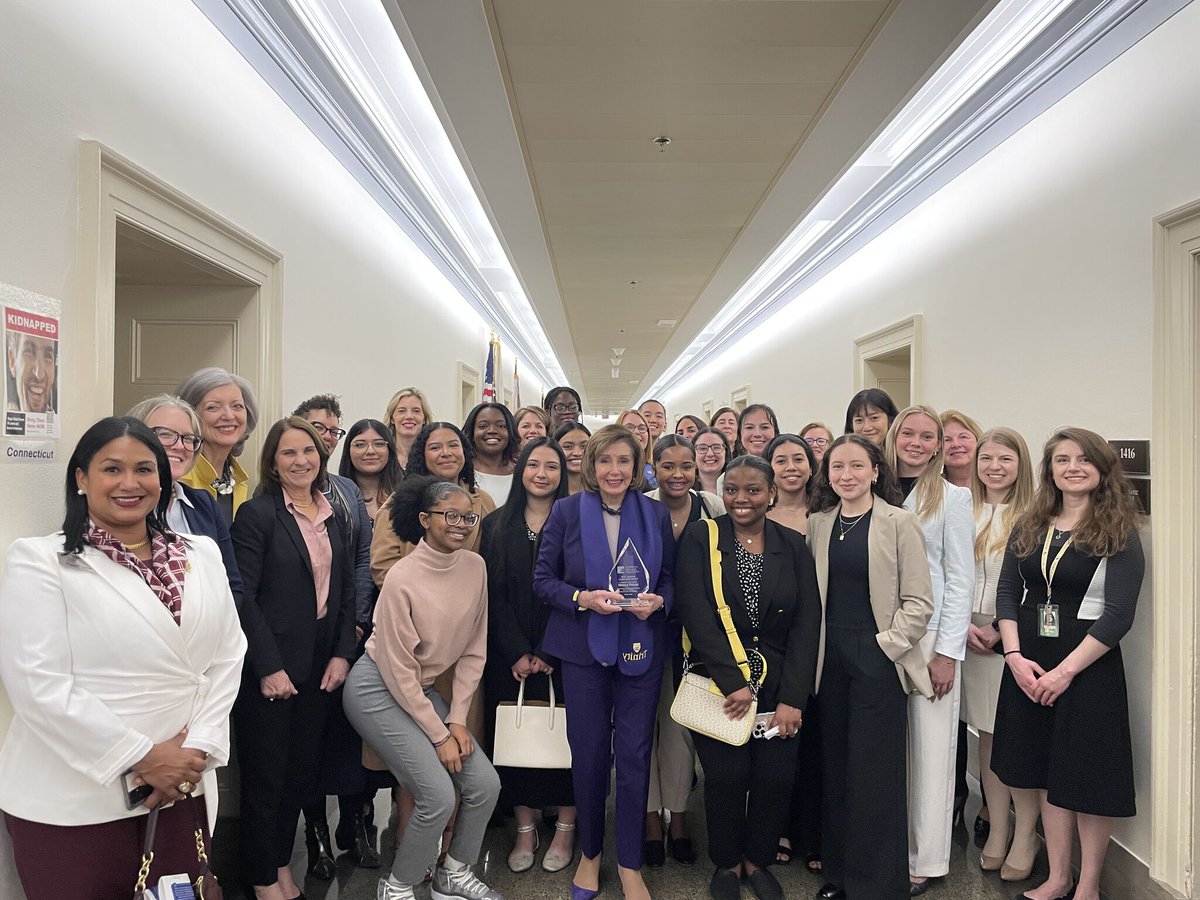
[839,532,845,541]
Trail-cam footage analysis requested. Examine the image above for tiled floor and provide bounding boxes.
[215,788,1045,899]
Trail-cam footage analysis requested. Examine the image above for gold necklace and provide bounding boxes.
[125,536,152,551]
[837,510,868,541]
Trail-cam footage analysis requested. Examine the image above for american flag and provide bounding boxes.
[482,339,497,403]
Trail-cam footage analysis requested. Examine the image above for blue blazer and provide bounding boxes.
[180,482,244,608]
[533,491,675,669]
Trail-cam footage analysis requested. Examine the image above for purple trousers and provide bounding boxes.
[561,658,661,869]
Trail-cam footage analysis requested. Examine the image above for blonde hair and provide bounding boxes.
[581,424,646,494]
[884,404,946,521]
[617,408,652,452]
[514,405,550,429]
[384,388,433,438]
[970,427,1035,559]
[940,409,982,442]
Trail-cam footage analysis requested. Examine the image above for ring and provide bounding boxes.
[178,781,194,794]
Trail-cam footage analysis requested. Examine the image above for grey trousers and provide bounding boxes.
[344,655,500,884]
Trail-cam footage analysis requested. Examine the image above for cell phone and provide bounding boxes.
[122,770,153,809]
[751,711,778,740]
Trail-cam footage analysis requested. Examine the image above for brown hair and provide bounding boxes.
[617,408,652,452]
[1010,427,1141,558]
[580,424,646,494]
[256,416,329,497]
[970,427,1035,559]
[514,405,551,430]
[799,421,834,442]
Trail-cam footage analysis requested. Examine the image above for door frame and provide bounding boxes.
[854,314,923,403]
[77,141,283,436]
[1150,198,1200,897]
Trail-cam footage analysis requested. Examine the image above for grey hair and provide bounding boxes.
[175,366,259,457]
[127,393,204,477]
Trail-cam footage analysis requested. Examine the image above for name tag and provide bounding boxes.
[1038,603,1060,638]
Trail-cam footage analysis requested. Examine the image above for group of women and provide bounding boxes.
[0,374,1144,900]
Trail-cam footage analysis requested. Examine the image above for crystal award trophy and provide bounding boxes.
[608,537,650,607]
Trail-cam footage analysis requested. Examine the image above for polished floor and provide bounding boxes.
[214,785,1049,900]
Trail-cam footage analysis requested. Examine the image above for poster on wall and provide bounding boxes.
[3,283,61,440]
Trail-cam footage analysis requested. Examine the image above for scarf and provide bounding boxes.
[86,525,188,624]
[579,490,662,675]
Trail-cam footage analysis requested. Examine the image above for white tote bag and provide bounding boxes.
[492,674,572,769]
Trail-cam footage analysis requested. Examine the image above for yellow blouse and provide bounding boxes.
[180,453,251,519]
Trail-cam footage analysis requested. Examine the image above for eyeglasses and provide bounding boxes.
[427,510,480,527]
[309,422,346,440]
[695,443,726,456]
[624,424,648,434]
[151,427,202,452]
[351,439,389,452]
[804,437,830,448]
[552,403,580,414]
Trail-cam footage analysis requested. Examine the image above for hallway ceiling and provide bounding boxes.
[387,0,991,414]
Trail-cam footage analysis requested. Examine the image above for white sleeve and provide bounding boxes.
[933,487,976,661]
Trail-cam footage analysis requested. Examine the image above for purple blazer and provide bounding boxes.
[533,490,675,671]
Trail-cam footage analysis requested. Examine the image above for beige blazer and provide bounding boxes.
[808,495,935,698]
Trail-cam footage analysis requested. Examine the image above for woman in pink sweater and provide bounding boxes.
[343,475,503,900]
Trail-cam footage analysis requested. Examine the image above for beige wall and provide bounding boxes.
[666,1,1200,863]
[0,0,549,556]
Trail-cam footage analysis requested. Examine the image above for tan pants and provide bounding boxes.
[647,666,696,813]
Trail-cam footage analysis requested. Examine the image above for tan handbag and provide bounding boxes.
[670,519,758,746]
[492,674,572,769]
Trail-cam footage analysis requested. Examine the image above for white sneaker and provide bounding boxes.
[377,877,417,900]
[431,862,505,900]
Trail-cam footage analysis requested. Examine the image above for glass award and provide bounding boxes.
[608,537,650,607]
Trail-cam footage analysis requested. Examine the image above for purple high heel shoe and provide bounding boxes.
[570,880,601,900]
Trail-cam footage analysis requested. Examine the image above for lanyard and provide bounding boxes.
[1040,523,1074,602]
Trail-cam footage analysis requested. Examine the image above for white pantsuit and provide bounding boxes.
[907,631,962,876]
[902,484,974,878]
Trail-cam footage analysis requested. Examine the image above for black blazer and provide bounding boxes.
[231,491,357,682]
[179,482,244,608]
[674,515,822,710]
[479,510,552,668]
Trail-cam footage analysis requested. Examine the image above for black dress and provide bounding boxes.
[991,530,1144,817]
[480,511,575,810]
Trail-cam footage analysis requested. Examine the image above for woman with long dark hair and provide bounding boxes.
[555,422,591,496]
[370,422,496,586]
[339,418,402,521]
[991,428,1144,900]
[0,417,245,900]
[694,427,730,497]
[344,476,503,900]
[710,407,739,449]
[808,435,934,900]
[479,438,577,874]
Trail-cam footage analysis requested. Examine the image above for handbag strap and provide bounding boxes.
[682,519,754,689]
[133,807,160,895]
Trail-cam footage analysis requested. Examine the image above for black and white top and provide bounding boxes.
[735,541,765,684]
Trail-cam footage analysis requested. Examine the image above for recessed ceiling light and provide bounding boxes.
[657,319,676,328]
[612,347,625,356]
[611,368,620,379]
[610,357,622,366]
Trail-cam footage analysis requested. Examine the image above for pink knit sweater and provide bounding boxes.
[366,538,488,742]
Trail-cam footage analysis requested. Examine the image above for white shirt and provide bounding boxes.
[166,480,197,535]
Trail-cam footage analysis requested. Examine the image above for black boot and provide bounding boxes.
[352,809,381,868]
[304,817,337,880]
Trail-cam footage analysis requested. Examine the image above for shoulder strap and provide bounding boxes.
[682,519,753,685]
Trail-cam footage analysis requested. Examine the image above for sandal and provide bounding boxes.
[775,842,793,865]
[806,853,823,874]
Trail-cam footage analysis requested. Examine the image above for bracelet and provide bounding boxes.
[432,734,452,748]
[573,589,584,612]
[1003,649,1021,657]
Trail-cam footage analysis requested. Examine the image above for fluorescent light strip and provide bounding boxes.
[645,0,1076,403]
[284,0,568,387]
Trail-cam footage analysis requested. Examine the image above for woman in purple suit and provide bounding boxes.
[534,424,675,900]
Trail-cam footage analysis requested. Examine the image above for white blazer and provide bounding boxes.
[0,533,246,831]
[902,482,975,660]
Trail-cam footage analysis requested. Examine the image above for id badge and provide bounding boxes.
[1038,603,1060,638]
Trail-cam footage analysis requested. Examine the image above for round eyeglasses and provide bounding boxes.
[428,510,480,528]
